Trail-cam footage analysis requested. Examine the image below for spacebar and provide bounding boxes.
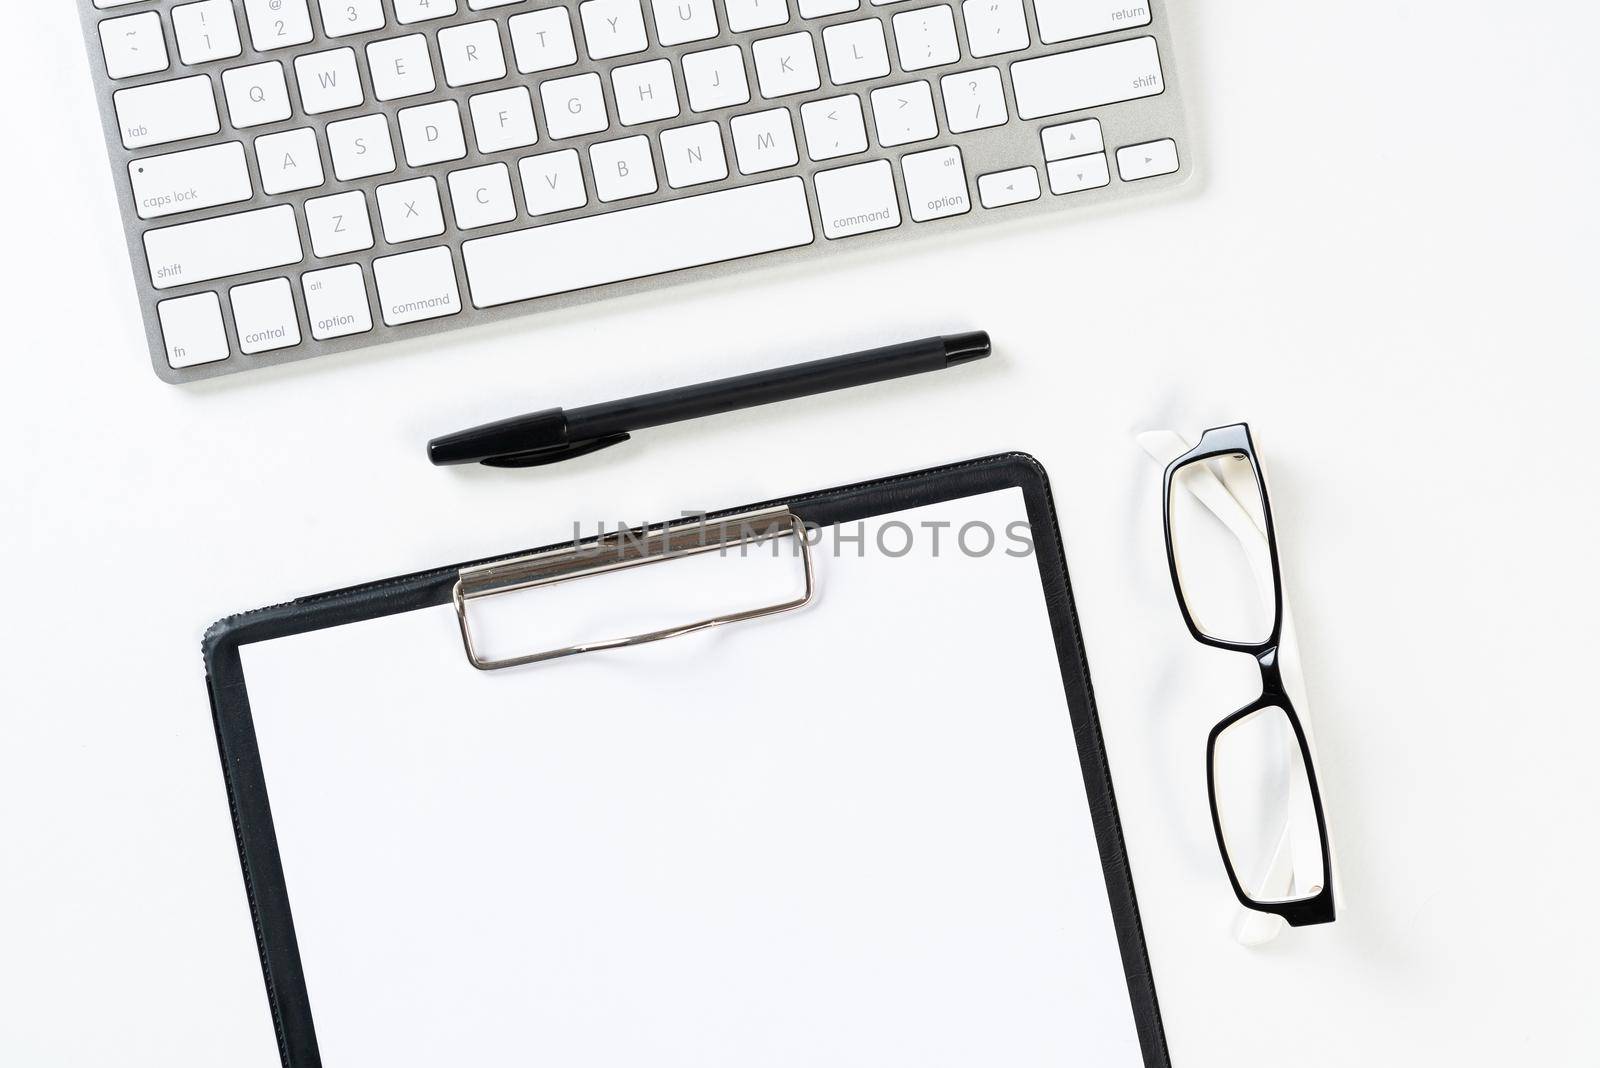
[462,177,815,308]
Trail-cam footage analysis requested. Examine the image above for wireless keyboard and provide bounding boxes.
[82,0,1191,382]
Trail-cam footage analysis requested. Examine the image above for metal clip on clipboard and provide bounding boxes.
[452,507,814,671]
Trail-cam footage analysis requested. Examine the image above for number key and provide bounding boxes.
[243,0,314,51]
[172,1,243,65]
[316,0,386,37]
[394,0,461,23]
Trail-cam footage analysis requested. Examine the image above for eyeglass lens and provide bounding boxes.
[1211,705,1324,904]
[1167,452,1274,645]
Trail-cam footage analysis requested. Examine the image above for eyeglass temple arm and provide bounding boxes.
[1138,430,1342,939]
[1234,827,1295,945]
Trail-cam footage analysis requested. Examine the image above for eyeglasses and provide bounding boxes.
[1154,423,1336,934]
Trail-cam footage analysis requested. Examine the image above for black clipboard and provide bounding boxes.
[204,453,1169,1067]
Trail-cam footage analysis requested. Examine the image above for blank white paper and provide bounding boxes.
[240,489,1143,1067]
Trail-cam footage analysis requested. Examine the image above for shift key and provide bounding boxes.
[1011,37,1164,121]
[143,205,303,290]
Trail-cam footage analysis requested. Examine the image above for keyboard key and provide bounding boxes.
[1011,36,1163,119]
[368,35,437,100]
[243,0,314,51]
[304,190,376,256]
[316,0,386,37]
[1041,118,1102,160]
[447,163,518,228]
[377,176,446,242]
[99,12,169,79]
[870,80,937,146]
[394,0,459,23]
[892,6,958,72]
[519,149,588,215]
[129,141,252,220]
[302,264,373,339]
[295,48,365,115]
[470,87,538,152]
[230,278,302,354]
[541,73,608,139]
[800,95,868,161]
[683,45,749,112]
[753,33,820,98]
[900,145,969,221]
[660,122,728,188]
[977,165,1039,207]
[813,159,898,239]
[114,75,219,150]
[652,0,719,46]
[373,246,463,326]
[399,101,467,166]
[222,62,291,128]
[730,108,798,174]
[590,135,657,201]
[962,0,1027,58]
[144,205,303,290]
[579,0,648,60]
[157,292,228,368]
[1032,0,1151,45]
[1116,138,1179,180]
[800,0,859,16]
[1046,152,1109,194]
[172,2,243,66]
[508,8,578,72]
[463,177,813,306]
[612,59,680,126]
[327,113,397,179]
[255,127,325,194]
[438,20,508,86]
[823,19,890,85]
[941,67,1006,133]
[725,0,789,32]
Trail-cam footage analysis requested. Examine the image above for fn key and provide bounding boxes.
[157,292,229,369]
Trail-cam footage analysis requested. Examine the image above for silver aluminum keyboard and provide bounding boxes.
[81,0,1192,383]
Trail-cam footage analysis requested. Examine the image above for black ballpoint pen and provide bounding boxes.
[427,332,991,468]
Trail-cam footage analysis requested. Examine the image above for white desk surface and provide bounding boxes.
[4,3,1597,1064]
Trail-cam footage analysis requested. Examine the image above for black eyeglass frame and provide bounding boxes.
[1161,423,1335,928]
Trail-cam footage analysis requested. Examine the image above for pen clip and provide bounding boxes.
[479,433,632,468]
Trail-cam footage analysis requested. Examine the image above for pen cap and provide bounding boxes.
[942,331,991,365]
[427,408,570,466]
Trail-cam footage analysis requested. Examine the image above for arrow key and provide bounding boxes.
[1116,138,1180,181]
[1047,152,1109,195]
[1041,119,1104,161]
[978,166,1040,209]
